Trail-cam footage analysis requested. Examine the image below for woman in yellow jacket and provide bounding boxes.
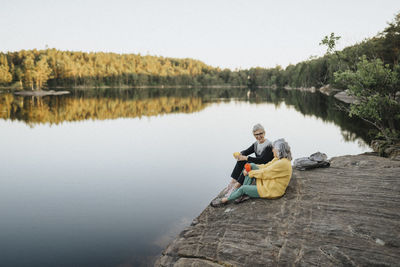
[211,139,292,207]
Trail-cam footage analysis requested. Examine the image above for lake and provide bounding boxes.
[0,87,371,266]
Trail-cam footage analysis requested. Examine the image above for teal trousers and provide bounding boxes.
[227,163,260,201]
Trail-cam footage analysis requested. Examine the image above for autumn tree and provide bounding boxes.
[22,55,35,90]
[0,55,12,84]
[33,56,52,89]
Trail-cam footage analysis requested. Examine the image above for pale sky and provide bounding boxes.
[1,0,399,69]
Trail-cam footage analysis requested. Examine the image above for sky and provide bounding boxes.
[1,0,399,70]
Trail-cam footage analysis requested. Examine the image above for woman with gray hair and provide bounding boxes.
[223,123,274,198]
[212,138,292,206]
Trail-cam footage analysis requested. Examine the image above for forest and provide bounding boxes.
[0,13,398,90]
[0,13,399,146]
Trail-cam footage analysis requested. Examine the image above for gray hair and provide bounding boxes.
[252,123,265,133]
[273,138,292,161]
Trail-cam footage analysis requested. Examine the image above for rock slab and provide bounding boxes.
[156,154,400,266]
[14,90,70,96]
[334,90,358,104]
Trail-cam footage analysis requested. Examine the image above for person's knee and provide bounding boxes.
[236,186,244,194]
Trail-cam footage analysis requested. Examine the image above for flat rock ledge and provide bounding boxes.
[156,153,400,267]
[14,90,70,96]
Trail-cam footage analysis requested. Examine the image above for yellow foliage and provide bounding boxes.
[0,94,206,126]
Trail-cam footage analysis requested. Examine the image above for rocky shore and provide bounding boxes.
[156,153,400,266]
[284,84,356,104]
[14,90,70,96]
[283,85,400,159]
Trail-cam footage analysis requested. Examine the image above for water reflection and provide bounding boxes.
[0,94,205,126]
[0,87,372,144]
[0,87,372,267]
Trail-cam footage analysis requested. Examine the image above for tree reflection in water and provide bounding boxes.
[0,87,373,145]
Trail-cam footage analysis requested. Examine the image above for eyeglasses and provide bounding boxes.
[254,132,265,137]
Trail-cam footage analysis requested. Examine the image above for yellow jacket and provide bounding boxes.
[248,157,292,199]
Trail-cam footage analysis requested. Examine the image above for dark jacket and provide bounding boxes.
[241,141,274,164]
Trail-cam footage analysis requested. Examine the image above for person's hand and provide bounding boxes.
[243,170,248,176]
[237,155,248,161]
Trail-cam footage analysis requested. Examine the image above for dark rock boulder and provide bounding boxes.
[156,153,400,266]
[334,90,358,104]
[371,140,400,161]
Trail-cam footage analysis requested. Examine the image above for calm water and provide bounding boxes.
[0,87,371,266]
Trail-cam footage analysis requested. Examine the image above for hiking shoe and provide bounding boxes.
[210,198,227,207]
[234,194,250,204]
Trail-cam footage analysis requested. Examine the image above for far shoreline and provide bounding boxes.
[0,84,250,91]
